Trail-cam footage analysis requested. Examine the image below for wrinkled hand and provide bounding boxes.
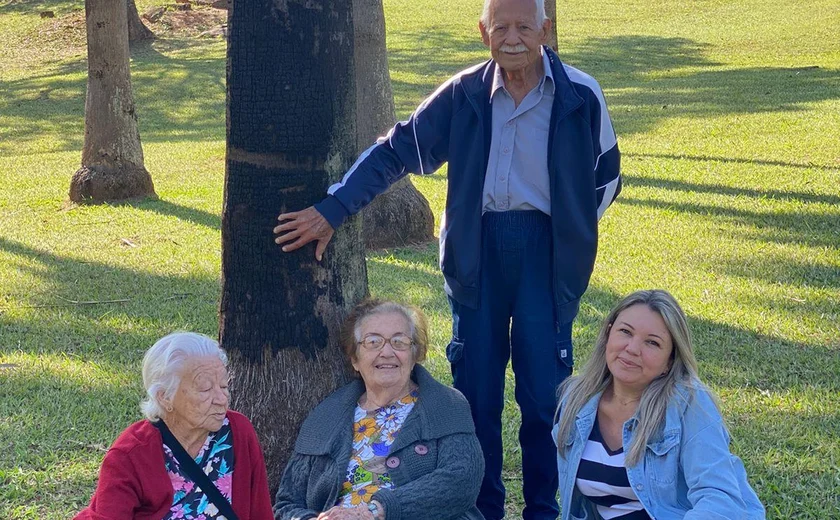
[274,206,335,261]
[315,505,374,520]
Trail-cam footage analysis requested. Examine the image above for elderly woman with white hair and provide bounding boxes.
[76,332,273,520]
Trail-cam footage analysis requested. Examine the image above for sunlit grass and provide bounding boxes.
[1,0,839,517]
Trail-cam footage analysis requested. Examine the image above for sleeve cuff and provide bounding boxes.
[371,489,400,520]
[314,196,350,230]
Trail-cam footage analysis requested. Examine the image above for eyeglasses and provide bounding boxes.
[357,333,414,351]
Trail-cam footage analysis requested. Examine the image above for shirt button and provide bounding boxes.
[499,201,508,209]
[499,176,506,181]
[503,147,510,154]
[506,121,514,127]
[636,484,644,491]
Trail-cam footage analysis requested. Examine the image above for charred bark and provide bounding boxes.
[354,0,434,250]
[222,0,367,491]
[70,0,155,203]
[127,0,154,43]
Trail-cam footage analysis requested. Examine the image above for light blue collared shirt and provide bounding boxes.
[482,49,554,215]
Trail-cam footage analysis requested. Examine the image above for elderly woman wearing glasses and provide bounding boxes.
[274,299,485,520]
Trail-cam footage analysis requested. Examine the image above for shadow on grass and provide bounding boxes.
[0,234,222,514]
[387,31,840,136]
[625,171,840,206]
[627,152,840,174]
[366,247,839,394]
[0,0,79,15]
[615,193,839,250]
[367,256,840,513]
[0,236,221,359]
[118,197,222,230]
[3,26,837,155]
[1,235,838,515]
[0,37,225,154]
[720,256,840,291]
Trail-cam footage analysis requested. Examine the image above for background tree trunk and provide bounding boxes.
[70,0,155,203]
[127,0,154,43]
[545,0,558,51]
[354,0,434,250]
[222,0,367,491]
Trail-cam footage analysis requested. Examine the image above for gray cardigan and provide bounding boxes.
[273,365,485,520]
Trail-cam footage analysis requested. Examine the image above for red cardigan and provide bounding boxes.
[75,411,273,520]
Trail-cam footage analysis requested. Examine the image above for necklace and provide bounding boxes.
[360,382,417,411]
[617,397,641,407]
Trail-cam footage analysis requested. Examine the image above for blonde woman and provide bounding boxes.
[553,290,764,520]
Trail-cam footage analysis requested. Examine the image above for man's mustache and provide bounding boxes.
[500,44,528,53]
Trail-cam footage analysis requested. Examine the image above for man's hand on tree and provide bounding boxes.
[274,206,335,261]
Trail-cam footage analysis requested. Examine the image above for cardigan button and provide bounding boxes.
[386,456,401,469]
[414,444,429,455]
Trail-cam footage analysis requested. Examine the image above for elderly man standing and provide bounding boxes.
[274,0,620,517]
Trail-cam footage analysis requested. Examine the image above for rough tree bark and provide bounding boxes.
[354,0,434,250]
[545,0,558,51]
[222,0,367,491]
[70,0,155,203]
[127,0,154,43]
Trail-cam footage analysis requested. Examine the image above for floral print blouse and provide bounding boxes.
[337,390,419,508]
[162,417,235,520]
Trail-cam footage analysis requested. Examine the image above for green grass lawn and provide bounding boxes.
[1,0,839,518]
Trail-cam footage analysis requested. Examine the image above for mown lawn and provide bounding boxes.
[1,0,839,518]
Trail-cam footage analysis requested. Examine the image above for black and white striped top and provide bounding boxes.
[575,417,651,520]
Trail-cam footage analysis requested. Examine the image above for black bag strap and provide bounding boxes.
[154,420,239,520]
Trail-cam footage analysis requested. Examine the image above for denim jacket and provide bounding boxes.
[553,383,765,520]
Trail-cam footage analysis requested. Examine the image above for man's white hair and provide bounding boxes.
[480,0,547,27]
[139,332,228,422]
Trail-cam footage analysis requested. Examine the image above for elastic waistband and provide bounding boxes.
[481,210,550,230]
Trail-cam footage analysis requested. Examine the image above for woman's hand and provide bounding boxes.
[315,505,375,520]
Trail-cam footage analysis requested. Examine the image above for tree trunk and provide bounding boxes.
[545,0,558,51]
[70,0,155,203]
[127,0,154,43]
[354,0,434,250]
[222,0,367,491]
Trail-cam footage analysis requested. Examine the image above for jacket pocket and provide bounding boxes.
[645,431,680,484]
[446,339,464,364]
[556,337,574,368]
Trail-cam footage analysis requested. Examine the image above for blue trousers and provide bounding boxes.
[447,211,573,520]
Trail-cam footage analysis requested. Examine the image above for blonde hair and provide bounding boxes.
[555,290,710,465]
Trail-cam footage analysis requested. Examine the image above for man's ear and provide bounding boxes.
[540,18,552,45]
[479,21,491,47]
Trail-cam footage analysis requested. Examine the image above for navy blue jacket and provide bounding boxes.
[316,47,621,325]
